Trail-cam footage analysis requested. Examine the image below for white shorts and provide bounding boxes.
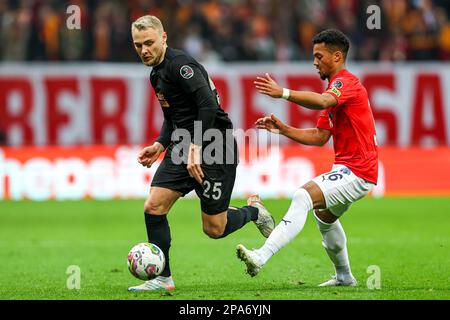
[312,164,374,217]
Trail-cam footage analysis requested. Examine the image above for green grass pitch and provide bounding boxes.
[0,197,449,300]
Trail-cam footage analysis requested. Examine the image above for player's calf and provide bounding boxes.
[202,223,226,239]
[201,205,260,239]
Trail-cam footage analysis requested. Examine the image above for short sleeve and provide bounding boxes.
[169,55,209,93]
[324,77,352,106]
[316,110,331,130]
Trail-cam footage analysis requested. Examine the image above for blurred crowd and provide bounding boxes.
[1,0,450,63]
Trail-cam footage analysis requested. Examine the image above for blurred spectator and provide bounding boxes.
[0,0,448,62]
[60,0,89,60]
[438,9,450,59]
[0,0,32,60]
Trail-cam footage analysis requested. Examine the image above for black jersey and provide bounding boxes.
[150,47,232,149]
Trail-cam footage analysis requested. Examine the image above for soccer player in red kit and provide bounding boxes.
[236,29,378,286]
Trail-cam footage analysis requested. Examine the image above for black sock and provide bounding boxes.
[219,206,258,238]
[144,212,171,277]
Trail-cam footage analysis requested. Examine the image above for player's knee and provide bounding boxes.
[202,224,225,239]
[293,188,306,201]
[293,188,313,207]
[144,198,168,215]
[314,209,338,225]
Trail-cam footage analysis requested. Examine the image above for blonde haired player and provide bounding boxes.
[129,15,275,291]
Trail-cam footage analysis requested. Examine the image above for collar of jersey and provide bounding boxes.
[328,69,348,87]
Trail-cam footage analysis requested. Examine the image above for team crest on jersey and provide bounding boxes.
[180,65,194,79]
[331,80,343,89]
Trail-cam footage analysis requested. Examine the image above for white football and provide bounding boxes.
[127,242,165,280]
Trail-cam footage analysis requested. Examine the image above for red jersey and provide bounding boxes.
[316,69,378,184]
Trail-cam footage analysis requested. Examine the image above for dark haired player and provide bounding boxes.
[236,29,378,287]
[128,15,275,291]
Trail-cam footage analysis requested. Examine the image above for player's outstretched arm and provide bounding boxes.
[255,114,331,146]
[254,73,337,110]
[283,127,331,146]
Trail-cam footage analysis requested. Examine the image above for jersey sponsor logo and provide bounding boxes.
[327,87,341,97]
[156,92,170,107]
[331,80,343,89]
[180,65,194,79]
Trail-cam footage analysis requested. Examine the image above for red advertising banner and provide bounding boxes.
[1,145,449,200]
[0,63,449,147]
[378,147,450,196]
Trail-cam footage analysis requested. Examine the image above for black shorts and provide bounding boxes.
[151,139,238,215]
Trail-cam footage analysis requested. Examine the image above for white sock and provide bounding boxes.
[314,213,353,282]
[256,188,313,265]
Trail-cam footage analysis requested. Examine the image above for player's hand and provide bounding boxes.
[254,73,283,98]
[255,114,287,134]
[137,142,164,168]
[187,143,204,184]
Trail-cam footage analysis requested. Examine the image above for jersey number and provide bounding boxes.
[203,181,222,200]
[322,171,343,182]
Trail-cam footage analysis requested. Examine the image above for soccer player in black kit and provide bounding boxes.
[128,15,275,291]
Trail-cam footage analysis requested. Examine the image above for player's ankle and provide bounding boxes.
[254,248,271,266]
[335,265,353,282]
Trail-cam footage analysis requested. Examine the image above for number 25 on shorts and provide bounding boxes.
[203,181,222,200]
